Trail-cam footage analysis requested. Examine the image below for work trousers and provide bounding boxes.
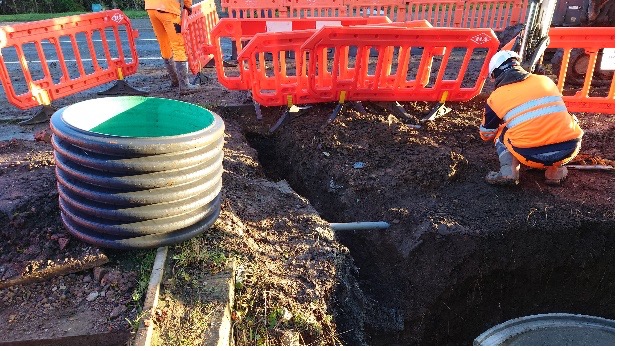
[147,9,187,62]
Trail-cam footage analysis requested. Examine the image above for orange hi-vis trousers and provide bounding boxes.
[147,9,187,62]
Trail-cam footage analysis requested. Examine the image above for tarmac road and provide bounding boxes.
[1,18,174,71]
[0,15,234,133]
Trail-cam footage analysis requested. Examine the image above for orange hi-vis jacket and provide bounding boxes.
[145,0,193,16]
[479,74,583,168]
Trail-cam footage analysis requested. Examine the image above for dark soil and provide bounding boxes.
[233,95,615,345]
[0,54,615,346]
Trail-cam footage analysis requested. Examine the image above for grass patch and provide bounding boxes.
[171,234,228,273]
[127,249,157,303]
[152,230,233,345]
[0,10,147,23]
[153,293,219,346]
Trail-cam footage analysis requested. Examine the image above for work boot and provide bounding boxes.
[544,165,568,186]
[485,141,520,185]
[163,58,179,88]
[174,61,201,95]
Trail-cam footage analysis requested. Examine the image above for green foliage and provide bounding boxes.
[172,237,228,271]
[130,249,157,302]
[0,12,83,21]
[54,0,85,12]
[0,10,147,21]
[0,0,145,15]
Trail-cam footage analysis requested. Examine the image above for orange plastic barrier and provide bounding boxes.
[239,20,433,106]
[238,30,320,105]
[286,0,347,17]
[221,0,287,18]
[220,0,529,29]
[182,0,220,75]
[401,0,465,27]
[459,0,526,30]
[548,26,615,114]
[209,16,392,91]
[0,10,139,110]
[345,0,403,20]
[301,25,499,102]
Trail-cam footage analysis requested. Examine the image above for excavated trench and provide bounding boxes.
[245,131,615,346]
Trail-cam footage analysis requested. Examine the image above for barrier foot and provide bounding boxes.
[369,101,414,120]
[204,59,215,68]
[254,101,263,121]
[20,105,56,125]
[420,102,451,124]
[98,80,149,97]
[326,101,366,125]
[269,105,311,133]
[352,101,366,114]
[203,59,234,68]
[270,110,291,134]
[193,72,209,85]
[327,103,345,125]
[390,101,414,120]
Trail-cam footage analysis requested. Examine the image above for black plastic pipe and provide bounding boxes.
[50,96,225,249]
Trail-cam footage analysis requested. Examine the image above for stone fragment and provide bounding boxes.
[86,291,99,302]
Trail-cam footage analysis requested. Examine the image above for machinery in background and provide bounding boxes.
[550,0,615,85]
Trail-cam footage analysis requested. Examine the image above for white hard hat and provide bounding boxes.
[488,50,521,78]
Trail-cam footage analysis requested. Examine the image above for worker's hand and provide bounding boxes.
[184,6,192,16]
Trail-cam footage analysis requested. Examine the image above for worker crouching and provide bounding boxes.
[145,0,200,94]
[480,50,584,186]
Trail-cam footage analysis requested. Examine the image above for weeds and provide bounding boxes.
[172,235,227,272]
[154,295,218,346]
[130,249,156,303]
[232,270,335,346]
[125,309,149,333]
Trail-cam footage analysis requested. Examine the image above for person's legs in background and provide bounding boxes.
[147,9,179,88]
[153,10,199,94]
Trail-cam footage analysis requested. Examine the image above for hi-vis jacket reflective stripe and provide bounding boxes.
[145,0,192,15]
[480,74,583,148]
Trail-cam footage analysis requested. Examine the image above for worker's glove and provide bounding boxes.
[184,6,192,15]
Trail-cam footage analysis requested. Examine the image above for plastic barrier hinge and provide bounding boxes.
[30,83,51,106]
[440,91,449,103]
[339,91,346,104]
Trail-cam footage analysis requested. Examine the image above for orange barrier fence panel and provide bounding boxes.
[238,30,320,106]
[460,0,525,30]
[301,25,499,102]
[518,0,528,23]
[222,0,287,18]
[401,0,465,27]
[548,26,615,114]
[345,0,404,21]
[209,16,392,91]
[286,0,348,17]
[238,20,433,106]
[183,0,219,74]
[0,10,139,110]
